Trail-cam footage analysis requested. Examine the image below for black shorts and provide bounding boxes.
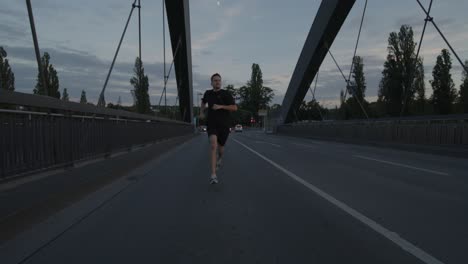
[207,125,230,146]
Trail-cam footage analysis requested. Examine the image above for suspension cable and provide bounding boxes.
[416,0,468,75]
[325,0,369,119]
[415,0,432,63]
[158,36,182,107]
[327,48,369,119]
[344,0,368,99]
[98,0,138,107]
[401,0,433,116]
[308,70,324,120]
[162,0,167,111]
[328,49,348,83]
[312,69,319,99]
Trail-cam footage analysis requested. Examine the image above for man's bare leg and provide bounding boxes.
[217,145,225,168]
[209,135,218,177]
[218,145,225,157]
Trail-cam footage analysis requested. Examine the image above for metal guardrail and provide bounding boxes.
[284,114,468,124]
[277,117,468,146]
[0,91,194,179]
[0,90,189,123]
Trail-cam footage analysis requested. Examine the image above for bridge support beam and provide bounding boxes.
[165,0,193,123]
[279,0,356,124]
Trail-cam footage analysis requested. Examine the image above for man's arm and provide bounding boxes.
[212,92,237,111]
[212,104,237,111]
[200,101,206,118]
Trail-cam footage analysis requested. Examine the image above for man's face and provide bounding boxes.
[211,76,222,90]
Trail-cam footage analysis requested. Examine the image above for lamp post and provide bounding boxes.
[196,92,203,127]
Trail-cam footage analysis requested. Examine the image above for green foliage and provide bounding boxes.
[0,46,15,91]
[33,52,60,98]
[130,57,151,114]
[378,25,419,116]
[238,63,274,120]
[80,90,87,104]
[431,49,456,114]
[61,88,69,101]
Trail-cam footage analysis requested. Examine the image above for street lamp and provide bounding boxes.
[197,92,203,114]
[195,92,203,127]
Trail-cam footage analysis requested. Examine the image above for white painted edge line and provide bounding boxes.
[353,155,449,176]
[233,138,445,264]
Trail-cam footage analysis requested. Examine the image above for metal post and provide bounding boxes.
[25,0,48,95]
[162,0,167,113]
[138,0,142,110]
[138,0,141,63]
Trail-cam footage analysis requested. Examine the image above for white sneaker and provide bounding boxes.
[210,175,218,184]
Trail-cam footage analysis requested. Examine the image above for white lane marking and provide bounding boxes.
[233,139,445,264]
[254,141,281,147]
[354,155,449,176]
[291,142,318,148]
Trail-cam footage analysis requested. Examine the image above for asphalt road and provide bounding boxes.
[1,130,467,264]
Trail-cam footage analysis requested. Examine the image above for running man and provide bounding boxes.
[199,73,237,184]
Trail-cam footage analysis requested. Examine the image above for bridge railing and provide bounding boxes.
[277,115,468,146]
[0,91,194,179]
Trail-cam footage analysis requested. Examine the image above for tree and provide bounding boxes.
[224,84,237,98]
[80,90,87,104]
[62,88,69,102]
[298,99,324,121]
[458,60,468,113]
[224,85,238,123]
[130,57,151,114]
[346,56,368,119]
[378,25,419,116]
[0,46,15,91]
[378,56,399,116]
[431,49,456,115]
[413,57,426,114]
[270,104,281,110]
[238,63,274,118]
[33,52,60,98]
[351,56,366,102]
[338,89,350,120]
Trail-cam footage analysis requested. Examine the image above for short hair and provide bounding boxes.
[211,73,221,81]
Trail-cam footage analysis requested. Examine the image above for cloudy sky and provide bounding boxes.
[1,0,468,108]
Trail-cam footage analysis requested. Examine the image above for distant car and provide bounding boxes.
[234,124,243,132]
[199,126,207,132]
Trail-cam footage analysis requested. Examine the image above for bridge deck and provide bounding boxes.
[1,131,467,264]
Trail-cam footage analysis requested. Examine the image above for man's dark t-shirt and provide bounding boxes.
[202,89,235,128]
